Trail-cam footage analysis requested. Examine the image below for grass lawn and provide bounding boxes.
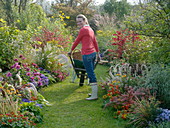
[36,65,127,128]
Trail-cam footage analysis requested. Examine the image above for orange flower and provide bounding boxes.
[117,111,121,115]
[121,114,127,120]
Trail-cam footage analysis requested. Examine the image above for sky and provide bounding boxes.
[95,0,139,5]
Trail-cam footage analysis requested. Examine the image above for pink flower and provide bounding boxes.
[14,58,18,61]
[26,72,31,76]
[16,65,21,69]
[6,72,12,77]
[19,55,23,58]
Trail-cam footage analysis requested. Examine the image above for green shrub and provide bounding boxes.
[141,64,170,109]
[127,96,161,128]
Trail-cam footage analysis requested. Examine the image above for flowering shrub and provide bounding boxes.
[0,87,20,115]
[33,27,71,52]
[100,73,154,120]
[3,55,50,89]
[106,29,142,63]
[0,112,36,128]
[51,70,69,82]
[0,19,25,71]
[128,96,161,128]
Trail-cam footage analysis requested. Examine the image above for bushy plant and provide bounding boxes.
[0,111,37,128]
[128,96,161,128]
[19,102,43,123]
[141,64,170,109]
[106,29,142,62]
[0,87,19,115]
[100,74,154,120]
[3,55,50,89]
[0,19,25,71]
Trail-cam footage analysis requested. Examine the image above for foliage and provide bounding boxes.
[100,73,154,120]
[96,29,115,53]
[102,0,132,21]
[0,19,25,71]
[2,55,50,90]
[0,111,36,128]
[19,102,43,123]
[128,96,161,128]
[104,29,142,63]
[52,0,95,29]
[0,87,19,115]
[124,0,170,64]
[140,64,170,109]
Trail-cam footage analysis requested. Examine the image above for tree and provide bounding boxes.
[124,0,170,64]
[51,0,95,29]
[102,0,132,21]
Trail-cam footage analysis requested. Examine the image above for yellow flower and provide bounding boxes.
[10,88,15,91]
[0,27,4,31]
[6,90,11,94]
[57,45,62,48]
[59,11,62,13]
[60,19,64,22]
[102,95,107,99]
[97,30,103,33]
[112,80,116,83]
[37,41,42,44]
[16,20,20,23]
[122,75,127,77]
[116,74,121,76]
[63,23,67,26]
[37,26,42,29]
[59,15,64,19]
[66,16,70,19]
[62,13,65,15]
[51,16,54,18]
[18,94,22,96]
[0,18,6,23]
[15,29,20,33]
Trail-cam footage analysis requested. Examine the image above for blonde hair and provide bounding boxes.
[76,14,89,24]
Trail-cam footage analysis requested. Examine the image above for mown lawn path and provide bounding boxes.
[37,65,126,128]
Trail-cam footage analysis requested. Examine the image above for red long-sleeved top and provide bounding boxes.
[71,25,99,55]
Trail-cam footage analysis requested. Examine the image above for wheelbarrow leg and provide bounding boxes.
[79,71,85,86]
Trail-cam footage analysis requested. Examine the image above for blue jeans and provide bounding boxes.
[82,52,97,83]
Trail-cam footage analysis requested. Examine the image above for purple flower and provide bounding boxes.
[11,63,19,69]
[38,81,43,86]
[30,77,34,80]
[16,65,21,70]
[26,72,31,76]
[35,103,43,108]
[14,58,18,61]
[22,98,34,103]
[0,77,4,81]
[26,68,30,71]
[6,72,12,77]
[19,55,23,58]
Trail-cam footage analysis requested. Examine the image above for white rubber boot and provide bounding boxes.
[86,84,98,100]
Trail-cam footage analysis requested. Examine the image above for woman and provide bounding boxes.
[68,14,100,100]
